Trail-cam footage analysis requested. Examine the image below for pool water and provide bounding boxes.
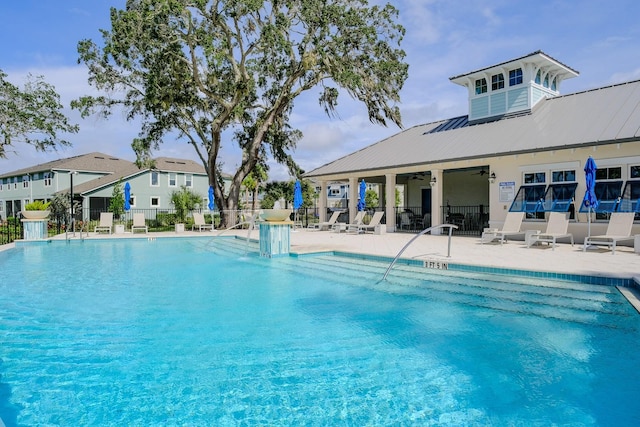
[1,237,639,426]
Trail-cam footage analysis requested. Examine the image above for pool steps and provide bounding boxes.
[207,237,636,329]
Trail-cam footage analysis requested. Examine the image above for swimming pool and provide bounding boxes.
[1,237,639,425]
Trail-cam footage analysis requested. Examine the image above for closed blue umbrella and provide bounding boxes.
[583,157,598,238]
[358,179,366,211]
[293,181,303,210]
[124,182,131,211]
[208,185,215,211]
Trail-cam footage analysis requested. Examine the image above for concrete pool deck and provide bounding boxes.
[26,226,639,281]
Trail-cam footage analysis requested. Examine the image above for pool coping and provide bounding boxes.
[7,235,640,313]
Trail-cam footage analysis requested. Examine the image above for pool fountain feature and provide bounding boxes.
[259,208,293,257]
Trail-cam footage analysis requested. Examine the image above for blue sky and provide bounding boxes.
[2,0,640,180]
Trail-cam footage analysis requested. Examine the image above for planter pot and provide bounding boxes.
[260,209,292,222]
[175,223,185,233]
[22,210,50,220]
[114,224,125,234]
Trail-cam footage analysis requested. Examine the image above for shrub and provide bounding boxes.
[25,200,51,210]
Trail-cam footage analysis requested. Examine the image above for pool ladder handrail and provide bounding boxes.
[381,223,458,281]
[65,218,89,242]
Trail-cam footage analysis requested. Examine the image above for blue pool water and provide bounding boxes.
[1,237,640,426]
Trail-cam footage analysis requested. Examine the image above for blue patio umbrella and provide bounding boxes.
[358,179,366,211]
[293,180,303,229]
[124,182,131,211]
[583,156,598,238]
[293,181,303,210]
[208,185,215,210]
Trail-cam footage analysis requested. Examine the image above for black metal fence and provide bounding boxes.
[395,205,489,235]
[0,217,23,245]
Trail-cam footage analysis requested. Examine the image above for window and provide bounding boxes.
[619,180,640,219]
[185,174,193,188]
[535,70,541,84]
[510,172,546,218]
[44,172,52,187]
[551,77,557,91]
[129,195,136,208]
[543,74,549,88]
[491,73,504,91]
[168,173,177,187]
[509,68,523,86]
[23,175,30,188]
[475,78,487,94]
[631,165,640,179]
[596,167,621,180]
[150,197,160,207]
[150,171,159,187]
[540,183,578,213]
[524,172,546,184]
[551,170,576,183]
[13,177,18,189]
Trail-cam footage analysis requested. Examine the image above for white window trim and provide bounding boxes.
[150,196,160,207]
[185,173,193,188]
[168,173,177,187]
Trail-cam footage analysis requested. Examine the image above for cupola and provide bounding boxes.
[449,50,579,124]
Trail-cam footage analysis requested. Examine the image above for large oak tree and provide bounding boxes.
[73,0,408,227]
[0,70,79,159]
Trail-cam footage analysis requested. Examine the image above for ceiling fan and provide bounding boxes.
[472,168,489,176]
[409,172,427,180]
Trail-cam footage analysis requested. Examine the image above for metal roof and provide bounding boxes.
[304,79,640,178]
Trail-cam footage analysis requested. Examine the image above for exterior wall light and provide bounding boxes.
[488,172,496,184]
[430,176,437,187]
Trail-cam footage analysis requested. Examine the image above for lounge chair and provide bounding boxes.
[95,212,113,235]
[308,211,341,231]
[192,212,213,232]
[348,211,385,234]
[526,212,573,250]
[583,212,635,255]
[481,212,525,244]
[131,213,148,233]
[333,211,364,233]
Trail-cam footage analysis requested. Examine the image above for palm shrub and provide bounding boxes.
[170,186,202,224]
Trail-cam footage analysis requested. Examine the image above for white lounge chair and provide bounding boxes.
[526,212,573,250]
[481,212,525,244]
[95,212,113,235]
[192,212,213,232]
[308,211,341,231]
[333,211,364,233]
[583,212,635,255]
[131,213,148,233]
[348,211,385,234]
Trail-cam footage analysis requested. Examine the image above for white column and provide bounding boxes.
[318,180,327,222]
[349,177,358,222]
[385,173,396,232]
[431,169,443,235]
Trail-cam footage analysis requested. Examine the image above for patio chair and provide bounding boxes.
[333,211,364,233]
[583,212,635,255]
[192,212,213,232]
[347,211,385,234]
[480,211,525,244]
[94,212,113,235]
[526,212,573,250]
[308,211,341,231]
[131,213,148,233]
